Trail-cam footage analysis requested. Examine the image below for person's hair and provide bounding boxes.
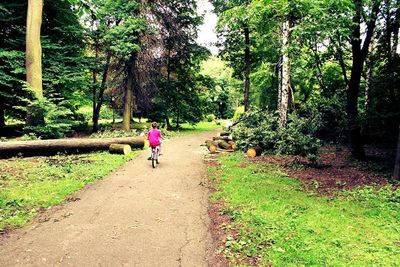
[151,122,157,129]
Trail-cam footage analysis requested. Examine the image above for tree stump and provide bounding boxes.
[247,147,262,157]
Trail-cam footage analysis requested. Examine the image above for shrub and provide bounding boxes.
[23,98,86,139]
[231,108,321,160]
[232,106,245,122]
[206,114,216,122]
[299,97,347,142]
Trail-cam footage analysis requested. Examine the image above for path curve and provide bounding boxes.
[0,130,219,266]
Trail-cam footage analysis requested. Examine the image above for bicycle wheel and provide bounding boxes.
[151,147,156,168]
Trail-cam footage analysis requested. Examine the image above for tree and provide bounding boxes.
[394,125,400,180]
[212,0,253,111]
[346,0,381,159]
[26,0,43,99]
[84,0,144,132]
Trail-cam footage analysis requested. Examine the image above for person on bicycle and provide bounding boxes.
[147,122,163,160]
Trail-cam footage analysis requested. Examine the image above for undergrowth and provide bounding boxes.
[210,153,400,266]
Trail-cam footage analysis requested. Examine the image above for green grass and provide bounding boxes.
[211,153,400,266]
[0,151,141,232]
[169,121,222,136]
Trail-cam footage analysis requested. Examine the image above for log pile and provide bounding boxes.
[204,133,263,157]
[0,137,145,157]
[204,133,236,154]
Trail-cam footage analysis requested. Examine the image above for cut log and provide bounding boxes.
[205,140,218,154]
[109,144,132,155]
[247,147,262,158]
[219,132,230,136]
[0,137,145,157]
[217,140,232,150]
[228,141,237,151]
[213,136,233,142]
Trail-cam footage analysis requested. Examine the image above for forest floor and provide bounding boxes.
[0,130,220,266]
[206,146,399,266]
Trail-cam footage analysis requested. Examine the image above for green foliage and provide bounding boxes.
[211,153,400,265]
[232,106,245,122]
[200,57,241,119]
[90,128,140,138]
[232,109,321,160]
[206,114,216,122]
[23,98,86,139]
[299,96,347,142]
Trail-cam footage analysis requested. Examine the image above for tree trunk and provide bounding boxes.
[26,0,43,99]
[243,24,251,112]
[279,19,291,128]
[92,48,112,133]
[123,56,135,131]
[392,0,399,56]
[364,42,375,112]
[347,0,380,159]
[276,59,282,110]
[165,117,172,130]
[0,137,144,158]
[394,125,400,180]
[0,99,5,128]
[92,44,99,129]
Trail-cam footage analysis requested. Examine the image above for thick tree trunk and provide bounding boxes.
[92,48,112,133]
[0,137,144,158]
[394,125,400,180]
[279,20,291,128]
[123,56,135,131]
[243,24,251,112]
[347,0,380,159]
[26,0,43,98]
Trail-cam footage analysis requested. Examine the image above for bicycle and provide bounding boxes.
[150,145,160,168]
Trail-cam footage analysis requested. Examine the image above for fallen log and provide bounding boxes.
[109,144,132,155]
[219,132,230,137]
[247,147,262,158]
[0,137,145,157]
[205,140,218,153]
[217,140,232,150]
[213,136,233,142]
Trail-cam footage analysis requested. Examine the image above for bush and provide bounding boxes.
[206,114,216,122]
[231,108,321,160]
[23,98,86,139]
[299,97,347,142]
[232,106,245,122]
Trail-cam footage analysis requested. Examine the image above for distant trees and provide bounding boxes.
[212,0,399,160]
[0,0,212,135]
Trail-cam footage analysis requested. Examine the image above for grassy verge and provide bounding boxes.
[168,121,222,137]
[210,153,400,266]
[0,151,141,232]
